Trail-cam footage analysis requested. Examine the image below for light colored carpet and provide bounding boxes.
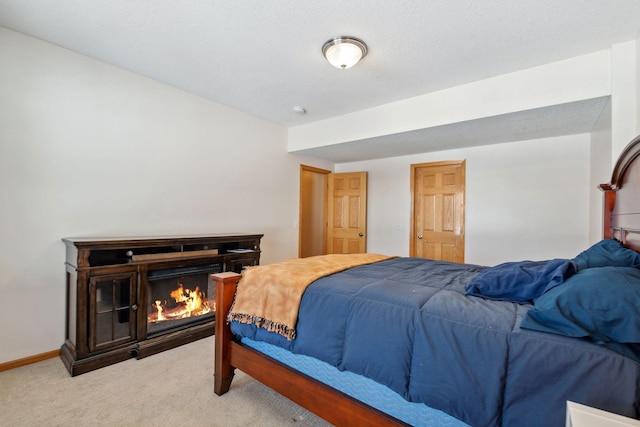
[0,337,332,426]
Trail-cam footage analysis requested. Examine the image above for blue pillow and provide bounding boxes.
[521,267,640,343]
[572,239,640,271]
[465,259,576,303]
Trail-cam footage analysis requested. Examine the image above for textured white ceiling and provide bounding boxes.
[1,1,640,160]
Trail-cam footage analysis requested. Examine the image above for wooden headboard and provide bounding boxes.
[601,134,640,252]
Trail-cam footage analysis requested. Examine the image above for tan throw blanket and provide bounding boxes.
[228,253,394,339]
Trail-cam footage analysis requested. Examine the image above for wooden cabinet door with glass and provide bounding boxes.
[89,272,137,352]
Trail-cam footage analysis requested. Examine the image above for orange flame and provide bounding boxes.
[154,300,164,321]
[148,281,212,323]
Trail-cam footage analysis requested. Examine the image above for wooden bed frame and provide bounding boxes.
[212,134,640,426]
[601,135,640,252]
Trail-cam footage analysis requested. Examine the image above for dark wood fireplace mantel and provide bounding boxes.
[61,233,262,376]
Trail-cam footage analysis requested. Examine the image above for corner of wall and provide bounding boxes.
[589,99,612,244]
[611,39,639,160]
[637,33,640,135]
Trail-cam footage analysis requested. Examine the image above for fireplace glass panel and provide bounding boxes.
[147,264,220,335]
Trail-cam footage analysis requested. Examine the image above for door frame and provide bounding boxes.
[298,165,331,258]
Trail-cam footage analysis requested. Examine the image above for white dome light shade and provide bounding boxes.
[322,37,368,70]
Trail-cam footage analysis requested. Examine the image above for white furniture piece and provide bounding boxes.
[566,401,640,427]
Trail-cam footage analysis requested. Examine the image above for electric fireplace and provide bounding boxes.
[147,264,220,335]
[61,234,263,376]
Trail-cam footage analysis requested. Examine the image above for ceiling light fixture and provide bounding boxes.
[322,36,368,70]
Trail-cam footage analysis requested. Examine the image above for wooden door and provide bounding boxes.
[410,161,465,262]
[298,165,330,257]
[327,172,367,254]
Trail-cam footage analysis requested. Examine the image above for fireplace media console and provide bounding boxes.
[61,233,262,376]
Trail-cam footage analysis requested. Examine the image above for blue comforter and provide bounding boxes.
[230,257,640,427]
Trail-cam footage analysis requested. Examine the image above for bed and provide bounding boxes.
[212,134,640,427]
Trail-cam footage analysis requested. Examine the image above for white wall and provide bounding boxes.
[336,134,591,266]
[0,28,330,363]
[611,40,638,160]
[637,34,640,134]
[589,100,613,243]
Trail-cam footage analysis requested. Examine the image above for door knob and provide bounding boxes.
[417,234,423,239]
[358,232,364,237]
